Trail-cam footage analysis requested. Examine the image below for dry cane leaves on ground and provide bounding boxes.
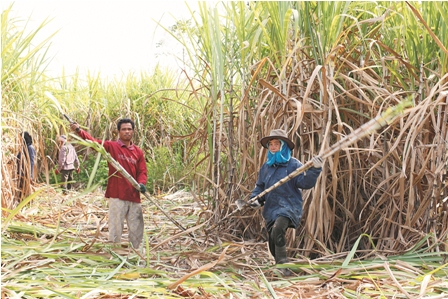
[1,187,447,298]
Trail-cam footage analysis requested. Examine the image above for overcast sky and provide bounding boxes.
[3,1,198,79]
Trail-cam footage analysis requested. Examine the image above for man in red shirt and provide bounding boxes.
[70,119,148,249]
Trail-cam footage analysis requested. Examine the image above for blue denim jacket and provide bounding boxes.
[250,157,322,228]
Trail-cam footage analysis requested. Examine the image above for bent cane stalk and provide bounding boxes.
[71,137,196,240]
[206,99,414,233]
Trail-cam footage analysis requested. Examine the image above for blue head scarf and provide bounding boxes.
[266,140,291,166]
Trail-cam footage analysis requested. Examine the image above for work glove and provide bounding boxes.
[55,169,59,175]
[139,183,147,193]
[312,156,324,168]
[248,198,262,209]
[76,168,80,174]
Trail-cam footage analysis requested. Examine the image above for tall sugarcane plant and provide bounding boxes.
[167,1,448,254]
[207,98,414,232]
[1,4,57,205]
[2,1,447,256]
[2,2,196,204]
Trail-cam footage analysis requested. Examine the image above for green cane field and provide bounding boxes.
[2,1,447,298]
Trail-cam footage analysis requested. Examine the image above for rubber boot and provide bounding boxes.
[275,245,289,264]
[275,245,293,277]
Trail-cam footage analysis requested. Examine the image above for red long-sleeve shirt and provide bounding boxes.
[76,129,148,203]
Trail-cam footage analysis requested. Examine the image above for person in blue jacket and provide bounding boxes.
[16,131,37,201]
[250,129,323,275]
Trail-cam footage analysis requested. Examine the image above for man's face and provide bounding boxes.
[268,139,281,153]
[118,123,134,141]
[58,137,65,146]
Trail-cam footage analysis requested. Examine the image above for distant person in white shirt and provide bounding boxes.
[55,135,80,194]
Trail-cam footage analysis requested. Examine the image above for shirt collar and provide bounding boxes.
[117,139,135,150]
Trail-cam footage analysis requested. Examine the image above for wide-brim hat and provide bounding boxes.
[260,129,295,150]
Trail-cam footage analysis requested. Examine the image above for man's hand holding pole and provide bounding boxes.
[70,122,81,133]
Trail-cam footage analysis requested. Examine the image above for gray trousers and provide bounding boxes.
[108,198,144,249]
[60,169,74,190]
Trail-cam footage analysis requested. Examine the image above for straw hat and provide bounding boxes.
[260,129,295,150]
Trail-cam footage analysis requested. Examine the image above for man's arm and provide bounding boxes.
[250,165,267,204]
[70,122,104,144]
[295,167,322,189]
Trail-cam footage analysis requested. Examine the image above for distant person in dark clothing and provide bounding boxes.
[55,135,80,193]
[17,131,36,200]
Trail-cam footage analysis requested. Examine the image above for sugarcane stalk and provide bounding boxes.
[45,91,86,128]
[206,99,413,233]
[72,137,196,240]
